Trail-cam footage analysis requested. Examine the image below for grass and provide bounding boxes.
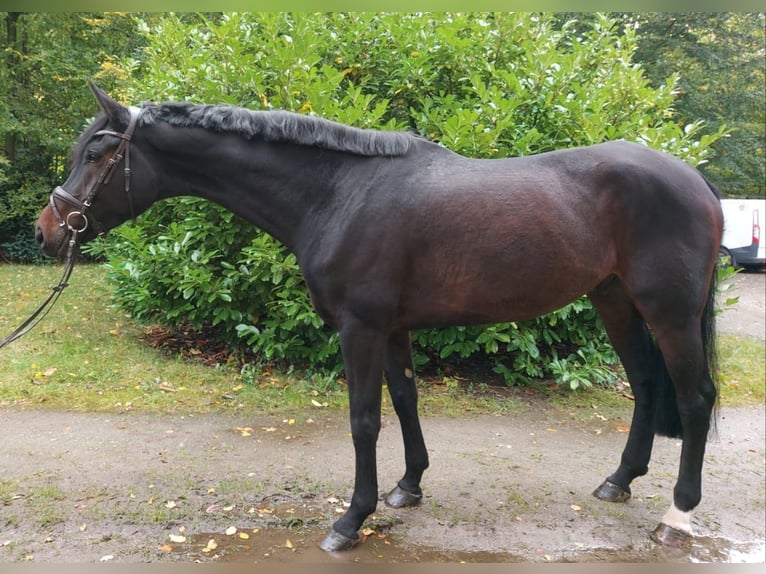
[1,264,763,417]
[717,333,766,405]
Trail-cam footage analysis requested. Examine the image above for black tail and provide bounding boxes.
[652,347,682,439]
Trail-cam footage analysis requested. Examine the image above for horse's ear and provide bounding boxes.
[88,79,131,131]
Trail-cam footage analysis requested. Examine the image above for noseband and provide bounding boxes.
[49,109,140,237]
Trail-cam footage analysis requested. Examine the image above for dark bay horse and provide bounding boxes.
[35,83,723,552]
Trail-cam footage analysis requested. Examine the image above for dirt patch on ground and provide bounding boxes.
[0,402,763,563]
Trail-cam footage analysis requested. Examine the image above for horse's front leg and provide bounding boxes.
[383,329,429,508]
[319,317,387,552]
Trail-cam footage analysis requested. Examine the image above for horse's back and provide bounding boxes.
[307,140,723,330]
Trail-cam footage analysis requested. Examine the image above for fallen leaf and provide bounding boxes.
[238,532,250,540]
[169,534,186,543]
[43,367,57,377]
[100,555,114,562]
[362,528,375,536]
[79,524,87,532]
[570,504,582,512]
[202,539,218,553]
[236,427,253,437]
[158,544,173,552]
[223,504,235,511]
[616,425,631,433]
[225,526,237,536]
[165,500,177,509]
[285,539,294,549]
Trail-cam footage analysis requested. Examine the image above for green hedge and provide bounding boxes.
[87,13,725,388]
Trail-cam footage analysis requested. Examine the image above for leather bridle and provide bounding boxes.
[0,110,140,349]
[49,109,140,236]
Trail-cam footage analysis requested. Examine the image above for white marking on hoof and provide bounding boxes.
[661,504,693,534]
[404,368,413,379]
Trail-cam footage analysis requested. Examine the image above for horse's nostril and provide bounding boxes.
[35,225,45,248]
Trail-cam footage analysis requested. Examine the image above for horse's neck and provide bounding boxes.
[154,135,342,251]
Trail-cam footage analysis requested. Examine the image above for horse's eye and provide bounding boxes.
[85,149,100,163]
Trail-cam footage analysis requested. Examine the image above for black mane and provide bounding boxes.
[137,102,415,157]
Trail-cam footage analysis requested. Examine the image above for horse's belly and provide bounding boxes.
[396,271,602,330]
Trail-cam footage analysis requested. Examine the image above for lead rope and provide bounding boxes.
[0,230,80,349]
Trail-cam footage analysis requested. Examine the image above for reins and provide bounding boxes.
[0,110,140,350]
[0,232,79,349]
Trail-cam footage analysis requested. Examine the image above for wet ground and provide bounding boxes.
[0,271,763,564]
[0,404,763,564]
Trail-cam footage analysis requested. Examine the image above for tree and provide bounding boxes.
[0,12,145,261]
[617,13,765,197]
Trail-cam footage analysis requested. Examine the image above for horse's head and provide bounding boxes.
[36,82,156,259]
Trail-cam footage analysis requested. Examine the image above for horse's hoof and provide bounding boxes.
[385,484,423,508]
[318,529,359,552]
[651,522,692,548]
[592,480,631,503]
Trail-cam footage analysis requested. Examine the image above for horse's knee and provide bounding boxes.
[350,413,381,443]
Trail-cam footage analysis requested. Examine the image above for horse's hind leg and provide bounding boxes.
[622,257,717,546]
[644,318,717,546]
[588,277,662,503]
[383,330,429,508]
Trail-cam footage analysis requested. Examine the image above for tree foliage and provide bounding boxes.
[0,12,146,261]
[84,12,726,388]
[618,13,765,197]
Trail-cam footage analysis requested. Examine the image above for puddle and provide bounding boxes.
[684,536,766,564]
[166,526,765,564]
[172,527,521,563]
